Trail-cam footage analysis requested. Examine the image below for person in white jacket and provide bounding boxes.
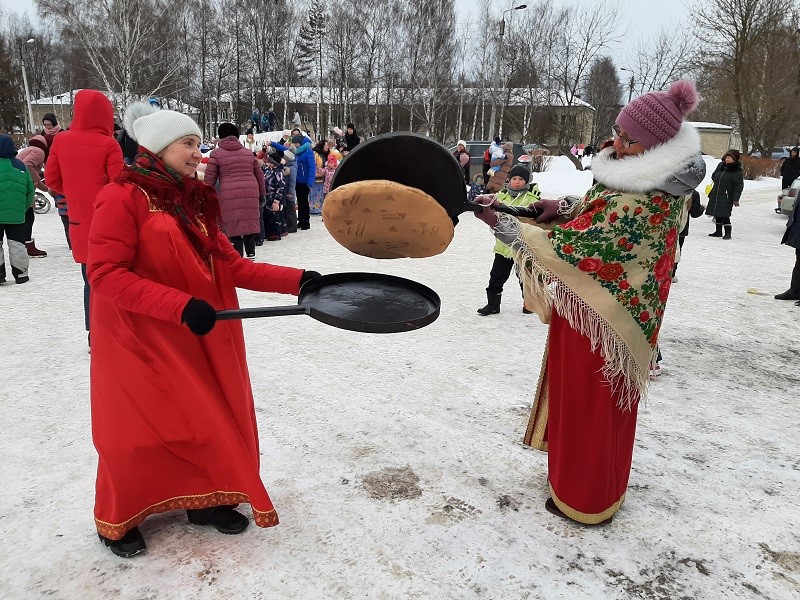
[243,129,260,154]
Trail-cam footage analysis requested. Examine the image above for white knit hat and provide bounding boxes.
[132,110,202,154]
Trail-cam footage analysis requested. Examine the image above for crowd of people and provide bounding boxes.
[1,81,799,558]
[1,90,326,558]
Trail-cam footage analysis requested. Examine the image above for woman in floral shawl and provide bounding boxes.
[475,80,705,525]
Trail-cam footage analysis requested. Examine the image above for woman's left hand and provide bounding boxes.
[734,201,740,207]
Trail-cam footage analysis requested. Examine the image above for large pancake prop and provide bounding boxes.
[324,132,481,259]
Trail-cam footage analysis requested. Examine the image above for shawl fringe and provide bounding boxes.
[502,214,649,410]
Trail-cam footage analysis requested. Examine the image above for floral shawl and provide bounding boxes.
[506,123,704,408]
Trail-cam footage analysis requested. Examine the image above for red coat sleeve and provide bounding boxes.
[87,184,193,324]
[44,138,63,195]
[105,140,124,182]
[216,231,303,295]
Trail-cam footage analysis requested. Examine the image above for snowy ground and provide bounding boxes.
[1,160,798,599]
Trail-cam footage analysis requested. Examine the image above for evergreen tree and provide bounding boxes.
[295,0,326,85]
[0,36,23,132]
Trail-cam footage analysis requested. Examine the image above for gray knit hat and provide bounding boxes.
[131,109,202,154]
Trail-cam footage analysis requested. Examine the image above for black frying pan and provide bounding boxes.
[216,272,440,334]
[331,132,481,224]
[331,132,534,222]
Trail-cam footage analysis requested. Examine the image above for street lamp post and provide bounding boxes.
[620,67,635,104]
[488,4,527,139]
[20,38,35,135]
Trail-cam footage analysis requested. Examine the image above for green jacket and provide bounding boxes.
[0,158,34,225]
[494,185,541,258]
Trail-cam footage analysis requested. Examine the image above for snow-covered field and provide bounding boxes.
[1,160,798,599]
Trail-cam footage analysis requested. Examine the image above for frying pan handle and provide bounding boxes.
[462,201,484,212]
[461,201,542,218]
[217,305,309,320]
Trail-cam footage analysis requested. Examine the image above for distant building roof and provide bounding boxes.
[32,90,199,114]
[688,122,733,131]
[218,86,594,110]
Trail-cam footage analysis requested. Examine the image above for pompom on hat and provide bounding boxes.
[615,79,700,150]
[131,109,202,155]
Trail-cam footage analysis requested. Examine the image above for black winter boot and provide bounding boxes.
[477,292,501,316]
[99,526,146,558]
[723,225,732,239]
[775,262,800,299]
[775,289,800,300]
[709,223,723,237]
[187,506,249,534]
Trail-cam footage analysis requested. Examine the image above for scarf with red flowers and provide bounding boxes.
[117,150,224,260]
[506,183,689,409]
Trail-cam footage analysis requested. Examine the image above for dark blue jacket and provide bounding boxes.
[783,197,800,249]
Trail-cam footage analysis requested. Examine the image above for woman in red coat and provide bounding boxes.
[87,105,319,558]
[45,90,124,335]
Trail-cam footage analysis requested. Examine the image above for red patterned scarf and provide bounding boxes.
[117,150,224,260]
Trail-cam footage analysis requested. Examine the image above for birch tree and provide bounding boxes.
[35,0,186,118]
[693,0,800,154]
[626,26,696,96]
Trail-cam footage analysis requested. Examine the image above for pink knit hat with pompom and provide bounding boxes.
[615,80,700,149]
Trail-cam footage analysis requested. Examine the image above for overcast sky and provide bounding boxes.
[3,0,692,66]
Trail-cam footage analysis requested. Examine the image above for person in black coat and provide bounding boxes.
[780,146,800,190]
[671,189,705,280]
[705,149,744,239]
[344,123,360,153]
[776,189,800,301]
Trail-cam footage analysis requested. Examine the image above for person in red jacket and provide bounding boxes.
[44,90,124,337]
[87,106,320,558]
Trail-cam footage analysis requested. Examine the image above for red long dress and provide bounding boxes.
[87,182,303,540]
[527,310,639,524]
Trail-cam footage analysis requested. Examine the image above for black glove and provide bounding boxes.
[259,195,267,208]
[299,270,323,289]
[181,297,217,335]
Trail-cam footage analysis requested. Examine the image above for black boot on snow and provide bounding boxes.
[477,293,501,316]
[187,506,249,534]
[722,225,732,240]
[545,498,613,526]
[99,526,146,558]
[775,289,800,300]
[709,223,723,237]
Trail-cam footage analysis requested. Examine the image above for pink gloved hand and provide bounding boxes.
[473,205,498,228]
[533,199,561,224]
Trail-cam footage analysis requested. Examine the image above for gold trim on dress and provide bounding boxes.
[524,335,550,451]
[95,490,279,540]
[549,483,624,525]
